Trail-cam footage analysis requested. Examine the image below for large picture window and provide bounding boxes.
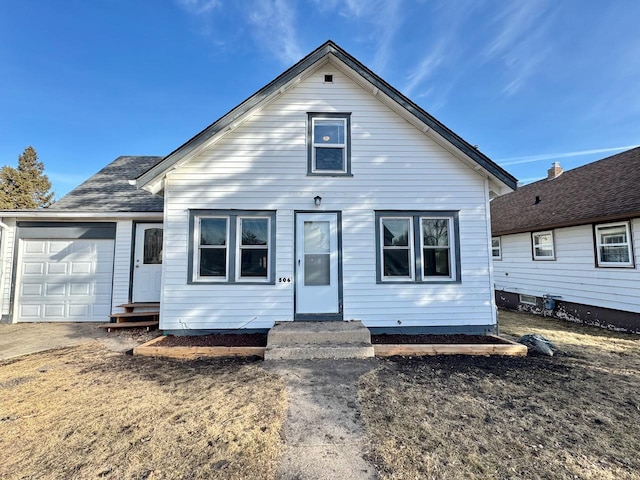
[595,221,634,267]
[376,211,460,283]
[190,210,276,283]
[307,112,351,176]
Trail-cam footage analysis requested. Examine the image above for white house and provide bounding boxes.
[491,147,640,333]
[0,41,516,334]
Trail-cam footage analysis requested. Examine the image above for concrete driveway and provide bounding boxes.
[0,323,141,360]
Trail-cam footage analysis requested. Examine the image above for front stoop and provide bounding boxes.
[264,321,375,360]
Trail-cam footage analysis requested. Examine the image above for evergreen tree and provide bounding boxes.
[0,147,54,209]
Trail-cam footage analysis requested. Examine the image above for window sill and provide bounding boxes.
[306,172,354,177]
[189,280,276,285]
[376,279,461,285]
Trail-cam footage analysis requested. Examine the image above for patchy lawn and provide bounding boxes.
[358,310,640,480]
[0,344,286,480]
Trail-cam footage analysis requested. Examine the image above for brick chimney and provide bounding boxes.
[547,161,563,180]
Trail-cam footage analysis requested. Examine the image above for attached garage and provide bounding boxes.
[13,223,116,322]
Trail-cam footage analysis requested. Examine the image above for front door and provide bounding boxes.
[132,223,163,303]
[295,212,342,320]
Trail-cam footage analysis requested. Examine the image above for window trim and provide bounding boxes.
[195,216,230,282]
[594,221,634,268]
[532,230,555,260]
[307,112,352,177]
[188,210,276,284]
[236,216,272,282]
[491,237,502,260]
[375,211,461,284]
[420,217,456,282]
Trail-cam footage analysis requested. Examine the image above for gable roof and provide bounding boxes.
[491,147,640,235]
[49,156,164,212]
[136,40,517,193]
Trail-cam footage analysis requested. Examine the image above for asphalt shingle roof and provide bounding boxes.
[491,147,640,235]
[49,156,164,212]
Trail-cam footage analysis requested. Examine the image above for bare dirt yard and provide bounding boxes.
[358,310,640,480]
[0,344,286,480]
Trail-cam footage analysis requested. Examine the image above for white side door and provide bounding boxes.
[132,223,163,303]
[295,212,341,318]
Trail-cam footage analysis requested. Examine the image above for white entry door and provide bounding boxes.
[132,223,163,303]
[295,212,341,319]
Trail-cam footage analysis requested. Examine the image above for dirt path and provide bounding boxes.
[267,359,379,480]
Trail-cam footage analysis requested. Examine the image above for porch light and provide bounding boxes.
[314,195,322,207]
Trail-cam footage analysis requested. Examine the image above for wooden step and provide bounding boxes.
[99,320,159,332]
[109,311,159,323]
[117,302,160,313]
[117,302,160,309]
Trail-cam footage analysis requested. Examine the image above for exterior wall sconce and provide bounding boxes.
[314,195,322,207]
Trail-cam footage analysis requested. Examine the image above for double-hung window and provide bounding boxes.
[492,237,502,259]
[190,210,275,283]
[307,112,351,175]
[532,231,555,260]
[376,211,460,283]
[595,221,634,267]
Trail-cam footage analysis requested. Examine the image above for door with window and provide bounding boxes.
[133,223,163,303]
[295,212,342,320]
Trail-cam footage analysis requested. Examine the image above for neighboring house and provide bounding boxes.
[0,41,517,334]
[491,147,640,333]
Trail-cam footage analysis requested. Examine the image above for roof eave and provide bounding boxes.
[492,210,640,236]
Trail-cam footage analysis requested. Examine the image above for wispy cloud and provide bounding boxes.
[175,0,303,65]
[177,0,221,15]
[313,0,403,74]
[497,145,639,166]
[403,42,446,97]
[484,2,555,96]
[246,0,303,65]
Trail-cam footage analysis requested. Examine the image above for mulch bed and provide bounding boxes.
[371,334,512,345]
[159,333,268,347]
[157,333,511,347]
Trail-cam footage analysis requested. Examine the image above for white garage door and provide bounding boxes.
[16,239,114,322]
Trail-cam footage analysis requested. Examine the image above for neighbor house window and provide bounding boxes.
[492,237,502,259]
[532,231,555,260]
[375,211,460,283]
[595,221,634,267]
[307,112,351,176]
[190,210,276,283]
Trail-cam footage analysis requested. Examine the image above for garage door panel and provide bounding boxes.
[16,239,114,322]
[23,262,45,275]
[47,263,68,275]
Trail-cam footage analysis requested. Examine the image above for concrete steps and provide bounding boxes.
[265,321,375,360]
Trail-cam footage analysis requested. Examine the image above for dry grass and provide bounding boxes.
[0,344,287,480]
[358,311,640,480]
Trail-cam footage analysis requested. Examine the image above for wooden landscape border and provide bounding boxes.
[133,336,266,359]
[373,335,527,357]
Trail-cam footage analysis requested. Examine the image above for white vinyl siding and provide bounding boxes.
[111,220,133,313]
[493,219,640,314]
[160,65,497,330]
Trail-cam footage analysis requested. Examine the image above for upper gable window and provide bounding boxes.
[307,112,352,176]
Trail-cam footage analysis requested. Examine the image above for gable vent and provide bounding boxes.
[324,74,333,83]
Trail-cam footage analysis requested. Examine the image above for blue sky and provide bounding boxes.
[1,0,639,198]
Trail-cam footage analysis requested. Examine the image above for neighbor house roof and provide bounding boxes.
[49,156,164,212]
[491,147,640,235]
[136,40,517,193]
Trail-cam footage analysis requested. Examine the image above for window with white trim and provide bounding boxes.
[190,211,275,283]
[376,211,460,283]
[492,237,501,259]
[595,221,634,267]
[307,112,351,175]
[532,231,555,260]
